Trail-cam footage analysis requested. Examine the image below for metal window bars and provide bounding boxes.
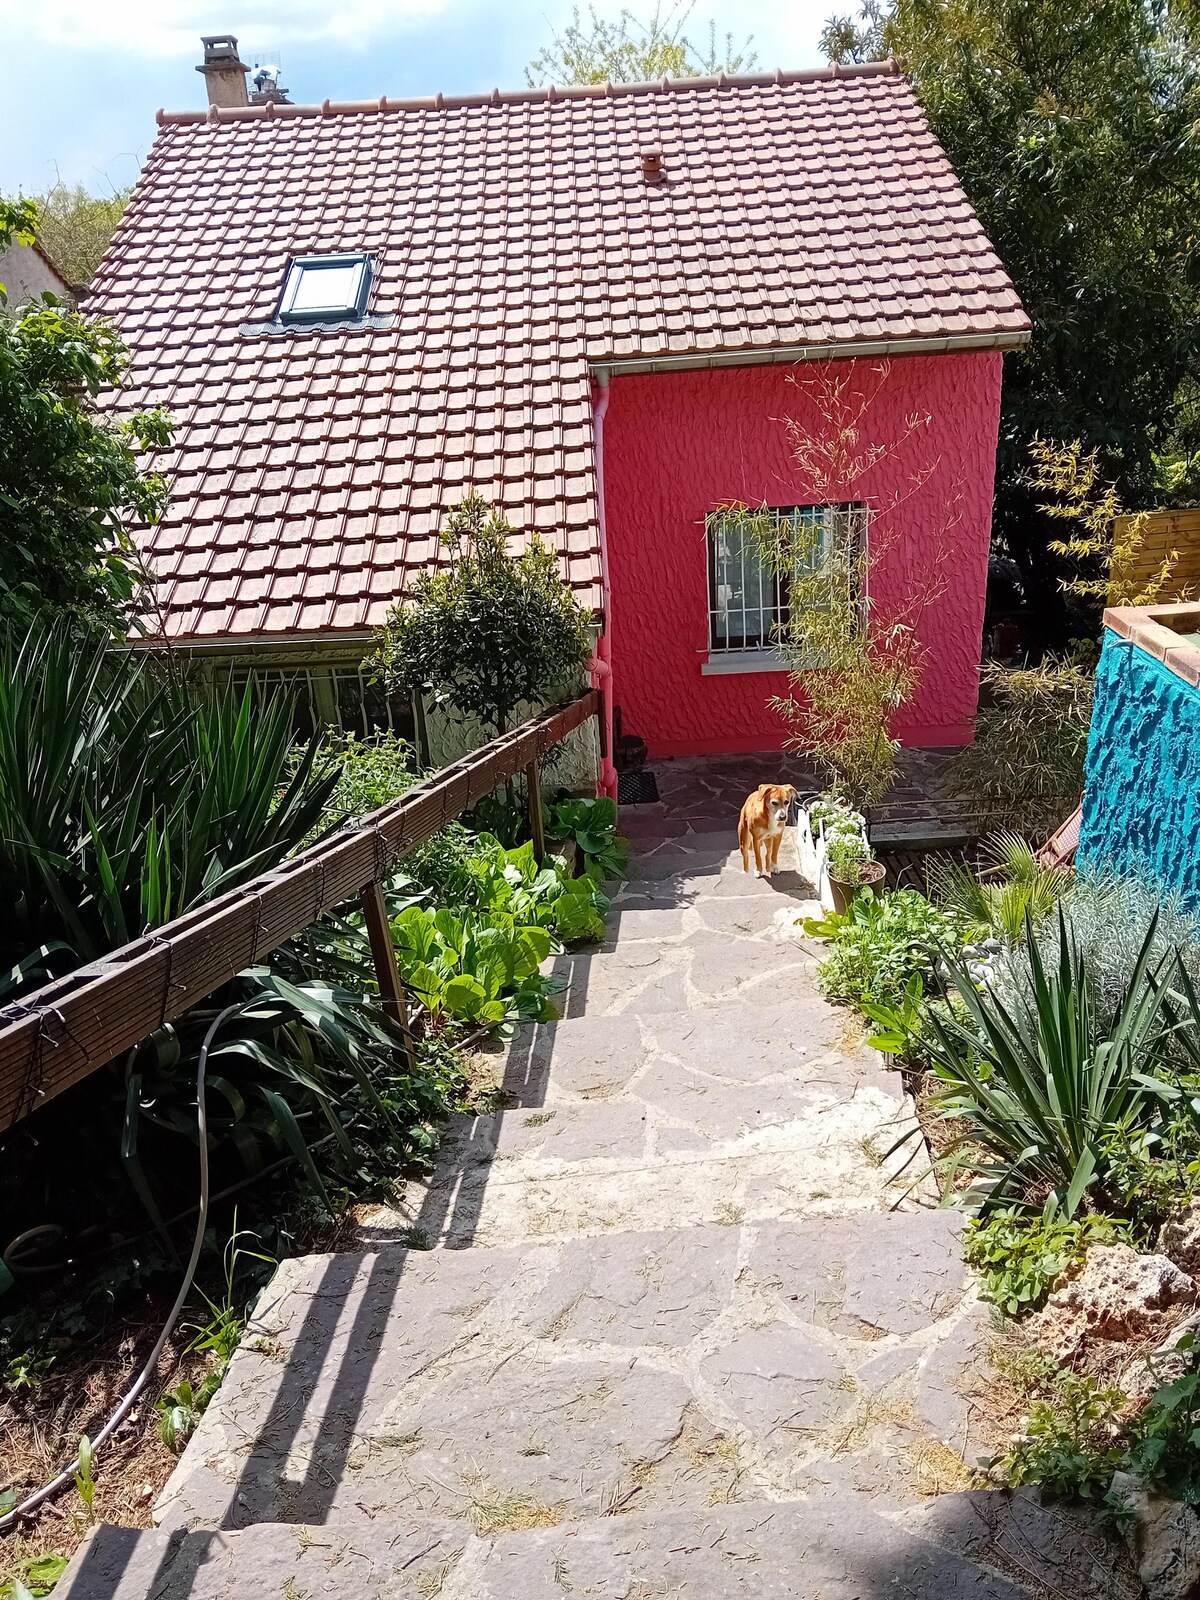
[706,504,867,653]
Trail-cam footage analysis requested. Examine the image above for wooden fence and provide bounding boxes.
[0,690,602,1134]
[1113,507,1200,603]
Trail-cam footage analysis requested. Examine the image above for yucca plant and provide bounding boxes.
[0,622,339,972]
[927,831,1073,948]
[925,909,1198,1215]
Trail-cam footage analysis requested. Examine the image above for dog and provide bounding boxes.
[738,784,798,876]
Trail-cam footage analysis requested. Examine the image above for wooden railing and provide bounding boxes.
[0,690,603,1133]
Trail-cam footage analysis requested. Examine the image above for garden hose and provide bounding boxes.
[0,1000,244,1536]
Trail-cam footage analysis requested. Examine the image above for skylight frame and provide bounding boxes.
[276,253,374,326]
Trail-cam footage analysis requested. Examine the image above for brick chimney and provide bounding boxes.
[197,35,249,108]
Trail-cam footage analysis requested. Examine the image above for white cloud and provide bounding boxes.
[0,0,454,55]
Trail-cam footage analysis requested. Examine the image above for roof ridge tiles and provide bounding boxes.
[155,58,902,126]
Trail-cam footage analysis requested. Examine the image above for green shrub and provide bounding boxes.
[331,729,418,816]
[948,656,1094,836]
[1126,1355,1200,1503]
[964,1207,1129,1315]
[805,888,961,1009]
[1036,873,1200,1016]
[373,491,592,741]
[999,1359,1129,1501]
[928,831,1073,947]
[925,909,1199,1216]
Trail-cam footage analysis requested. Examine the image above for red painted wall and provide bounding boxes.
[600,351,1004,758]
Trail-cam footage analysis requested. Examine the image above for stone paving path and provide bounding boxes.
[62,761,1136,1600]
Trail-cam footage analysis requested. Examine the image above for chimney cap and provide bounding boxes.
[201,34,245,63]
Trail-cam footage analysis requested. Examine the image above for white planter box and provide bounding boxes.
[796,808,837,910]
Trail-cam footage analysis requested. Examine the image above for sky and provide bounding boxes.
[1,0,833,197]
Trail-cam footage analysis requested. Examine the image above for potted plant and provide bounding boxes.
[824,832,886,914]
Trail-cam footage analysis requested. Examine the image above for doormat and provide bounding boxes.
[619,769,660,805]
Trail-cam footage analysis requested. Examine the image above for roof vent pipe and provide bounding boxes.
[641,150,664,184]
[197,35,249,108]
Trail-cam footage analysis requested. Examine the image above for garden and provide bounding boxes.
[799,807,1200,1523]
[0,485,623,1585]
[709,372,1200,1567]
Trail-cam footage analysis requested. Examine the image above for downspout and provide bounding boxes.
[591,372,618,799]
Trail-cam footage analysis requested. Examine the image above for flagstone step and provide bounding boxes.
[64,1487,1136,1600]
[149,1212,988,1538]
[369,1089,926,1250]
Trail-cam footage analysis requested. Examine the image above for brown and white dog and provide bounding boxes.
[738,784,798,876]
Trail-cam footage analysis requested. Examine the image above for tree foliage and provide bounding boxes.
[732,362,944,812]
[526,1,755,85]
[0,198,170,634]
[822,0,1200,646]
[30,180,130,286]
[373,492,593,739]
[1029,436,1190,606]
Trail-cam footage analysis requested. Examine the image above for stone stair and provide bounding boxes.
[59,820,1137,1599]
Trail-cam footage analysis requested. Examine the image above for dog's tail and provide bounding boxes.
[738,815,750,873]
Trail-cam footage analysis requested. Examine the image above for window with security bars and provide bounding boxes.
[706,504,866,653]
[218,664,416,743]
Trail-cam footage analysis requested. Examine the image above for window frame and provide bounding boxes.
[276,253,374,326]
[704,503,867,666]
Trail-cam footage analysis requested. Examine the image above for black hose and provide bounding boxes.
[0,1000,243,1535]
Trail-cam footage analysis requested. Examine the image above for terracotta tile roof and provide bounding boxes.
[88,62,1028,644]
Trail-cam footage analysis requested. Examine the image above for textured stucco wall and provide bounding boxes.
[1077,629,1200,908]
[601,351,1004,757]
[0,242,71,309]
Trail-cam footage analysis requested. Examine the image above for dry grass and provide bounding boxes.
[466,1484,562,1536]
[0,1315,213,1590]
[906,1437,982,1496]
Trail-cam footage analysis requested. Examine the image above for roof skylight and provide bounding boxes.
[277,254,372,324]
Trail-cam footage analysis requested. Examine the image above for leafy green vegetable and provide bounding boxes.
[391,904,559,1025]
[545,795,628,881]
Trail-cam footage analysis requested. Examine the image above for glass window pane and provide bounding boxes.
[290,260,363,315]
[708,514,776,649]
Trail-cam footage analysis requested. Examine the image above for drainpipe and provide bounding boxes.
[591,372,618,800]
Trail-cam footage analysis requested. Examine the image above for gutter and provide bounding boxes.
[590,374,619,800]
[591,327,1030,382]
[114,629,377,658]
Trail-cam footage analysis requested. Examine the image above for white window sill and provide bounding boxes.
[700,650,790,676]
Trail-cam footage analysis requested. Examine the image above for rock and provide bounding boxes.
[1111,1469,1200,1600]
[1030,1244,1195,1358]
[1159,1201,1200,1275]
[1119,1312,1200,1403]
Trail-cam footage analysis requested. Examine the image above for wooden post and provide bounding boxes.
[359,879,418,1071]
[526,757,546,865]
